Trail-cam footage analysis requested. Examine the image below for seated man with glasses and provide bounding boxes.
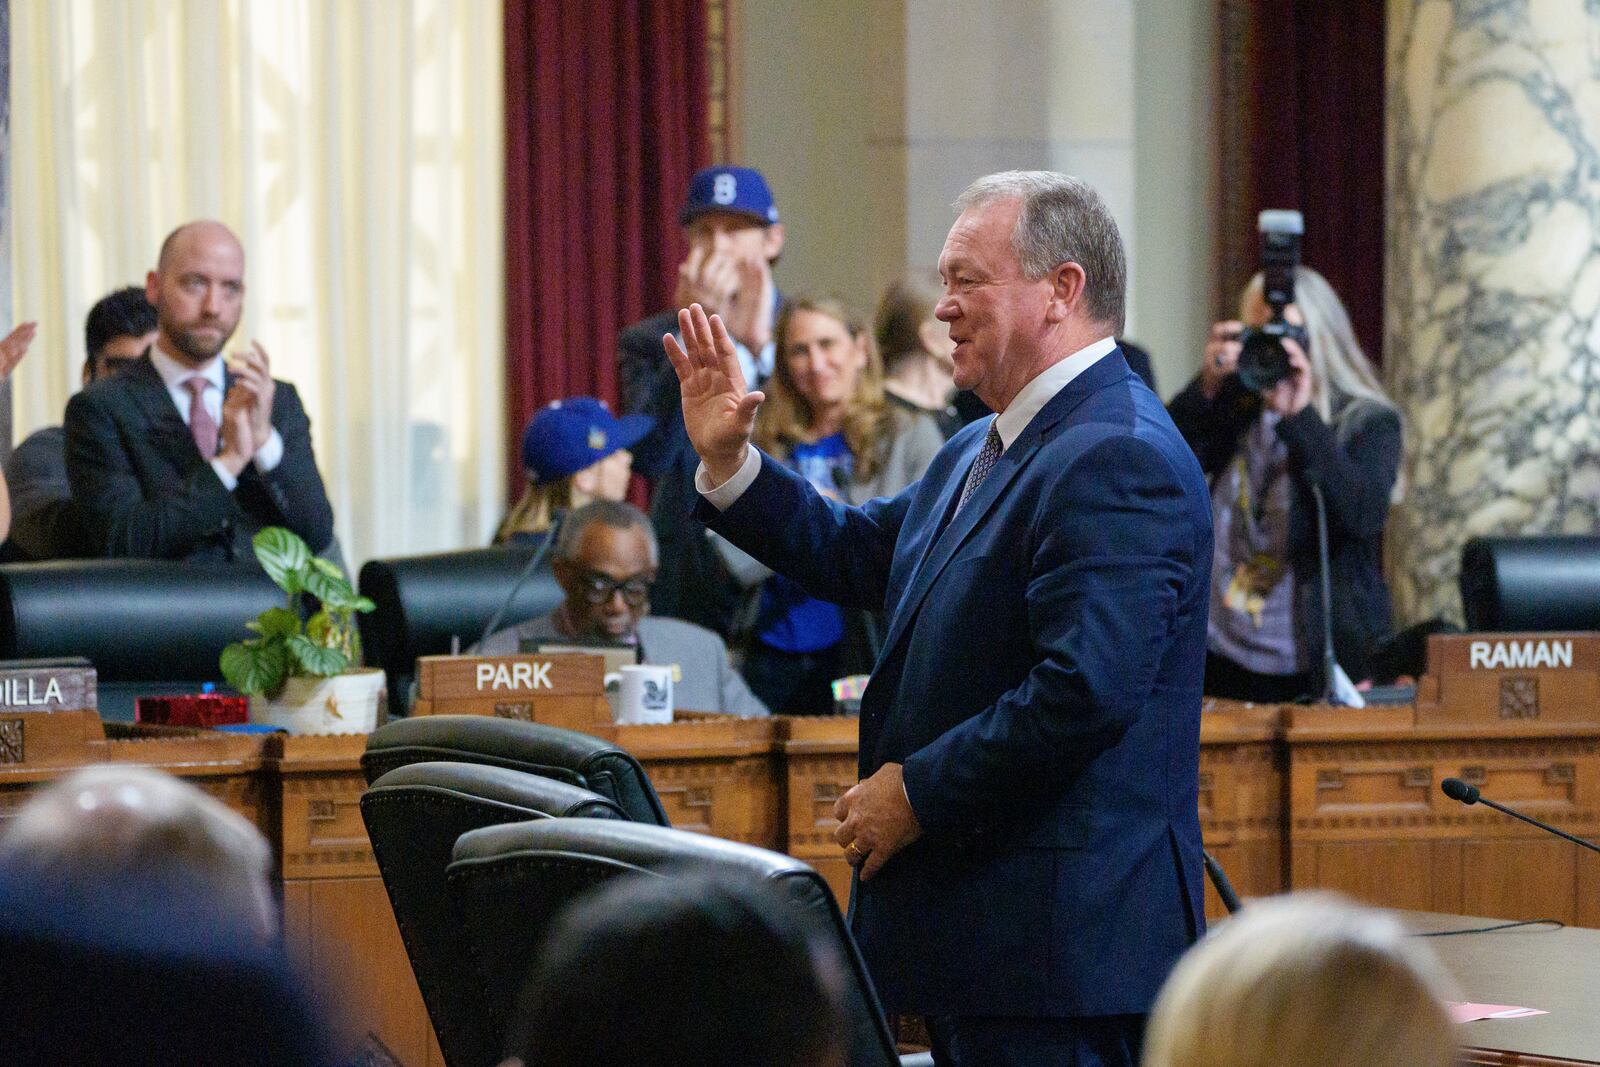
[476,498,769,718]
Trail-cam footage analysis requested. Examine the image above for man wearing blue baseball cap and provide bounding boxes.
[618,164,786,638]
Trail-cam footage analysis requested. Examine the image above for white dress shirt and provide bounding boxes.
[150,342,284,492]
[697,335,1119,509]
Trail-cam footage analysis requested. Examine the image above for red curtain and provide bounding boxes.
[503,0,708,493]
[1218,0,1386,365]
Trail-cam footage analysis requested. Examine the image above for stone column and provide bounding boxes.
[1388,0,1600,623]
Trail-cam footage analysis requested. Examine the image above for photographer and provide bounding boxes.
[1169,264,1402,701]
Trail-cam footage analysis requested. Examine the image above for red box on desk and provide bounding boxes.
[135,693,249,728]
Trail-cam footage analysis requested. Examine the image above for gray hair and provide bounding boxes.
[0,764,277,938]
[955,171,1127,332]
[555,499,659,567]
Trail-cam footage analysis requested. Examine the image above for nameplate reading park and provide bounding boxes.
[412,653,609,731]
[1415,633,1600,726]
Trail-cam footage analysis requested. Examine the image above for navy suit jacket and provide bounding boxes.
[698,350,1213,1018]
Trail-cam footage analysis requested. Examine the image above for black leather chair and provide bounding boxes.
[1460,535,1600,631]
[358,545,564,718]
[0,560,282,721]
[447,819,920,1067]
[361,715,670,825]
[361,761,625,1067]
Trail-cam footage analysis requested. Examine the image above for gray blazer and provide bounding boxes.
[474,612,769,718]
[848,406,945,504]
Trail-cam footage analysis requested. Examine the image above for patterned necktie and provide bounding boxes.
[954,424,1003,515]
[185,376,218,458]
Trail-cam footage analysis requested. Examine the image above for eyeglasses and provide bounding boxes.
[574,570,653,606]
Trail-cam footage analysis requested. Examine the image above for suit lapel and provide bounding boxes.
[876,350,1134,663]
[125,355,197,459]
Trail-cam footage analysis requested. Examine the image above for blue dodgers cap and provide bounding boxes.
[680,165,780,227]
[521,397,655,486]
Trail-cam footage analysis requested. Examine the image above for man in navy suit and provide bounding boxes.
[665,171,1213,1066]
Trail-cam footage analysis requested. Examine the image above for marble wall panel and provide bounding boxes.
[1388,0,1600,622]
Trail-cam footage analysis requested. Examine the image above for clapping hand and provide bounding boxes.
[662,304,765,485]
[217,385,259,478]
[226,340,276,445]
[0,322,38,381]
[718,255,775,350]
[673,245,741,322]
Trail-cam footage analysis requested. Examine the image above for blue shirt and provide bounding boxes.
[756,434,851,653]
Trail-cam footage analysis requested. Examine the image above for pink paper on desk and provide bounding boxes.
[1448,1002,1549,1023]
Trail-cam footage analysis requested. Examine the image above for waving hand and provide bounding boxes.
[662,303,766,484]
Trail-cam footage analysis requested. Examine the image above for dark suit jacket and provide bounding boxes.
[699,350,1213,1018]
[1168,373,1401,683]
[2,426,96,560]
[64,353,335,562]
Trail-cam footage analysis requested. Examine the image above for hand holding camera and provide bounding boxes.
[1261,333,1313,416]
[1202,319,1244,399]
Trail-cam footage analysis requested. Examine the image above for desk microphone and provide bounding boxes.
[1440,777,1600,856]
[476,512,564,650]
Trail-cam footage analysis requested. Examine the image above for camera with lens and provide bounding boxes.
[1236,209,1310,392]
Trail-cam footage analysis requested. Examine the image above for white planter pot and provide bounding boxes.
[249,669,386,735]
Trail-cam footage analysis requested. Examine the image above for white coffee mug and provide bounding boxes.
[605,664,674,725]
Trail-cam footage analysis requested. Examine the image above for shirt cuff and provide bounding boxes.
[253,429,284,473]
[211,459,239,493]
[694,446,762,511]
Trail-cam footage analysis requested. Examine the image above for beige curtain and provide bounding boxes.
[10,0,505,567]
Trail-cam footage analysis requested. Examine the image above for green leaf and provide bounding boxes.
[253,527,311,594]
[247,607,302,640]
[286,634,349,677]
[309,557,345,579]
[220,639,290,696]
[350,596,376,614]
[305,610,335,645]
[303,565,359,610]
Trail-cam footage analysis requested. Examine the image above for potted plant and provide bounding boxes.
[220,527,384,735]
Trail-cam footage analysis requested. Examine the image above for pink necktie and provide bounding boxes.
[185,376,218,457]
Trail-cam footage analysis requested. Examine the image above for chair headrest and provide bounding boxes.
[367,761,626,821]
[0,560,280,682]
[357,545,563,674]
[1460,535,1600,631]
[452,819,827,902]
[362,715,670,825]
[445,819,900,1067]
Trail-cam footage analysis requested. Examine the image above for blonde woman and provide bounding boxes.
[1169,265,1403,700]
[494,397,653,545]
[1143,893,1457,1067]
[744,295,942,714]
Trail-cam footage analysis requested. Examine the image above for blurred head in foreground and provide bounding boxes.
[503,873,848,1067]
[1142,892,1458,1067]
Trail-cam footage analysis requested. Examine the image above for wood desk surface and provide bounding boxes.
[1405,911,1600,1065]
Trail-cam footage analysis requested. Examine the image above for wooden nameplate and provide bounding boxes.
[412,653,610,731]
[1415,632,1600,726]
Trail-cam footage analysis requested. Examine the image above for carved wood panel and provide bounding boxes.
[279,771,376,880]
[642,755,782,850]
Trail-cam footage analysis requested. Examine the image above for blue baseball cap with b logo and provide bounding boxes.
[680,165,780,227]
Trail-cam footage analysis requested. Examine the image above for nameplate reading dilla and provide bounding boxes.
[0,661,97,715]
